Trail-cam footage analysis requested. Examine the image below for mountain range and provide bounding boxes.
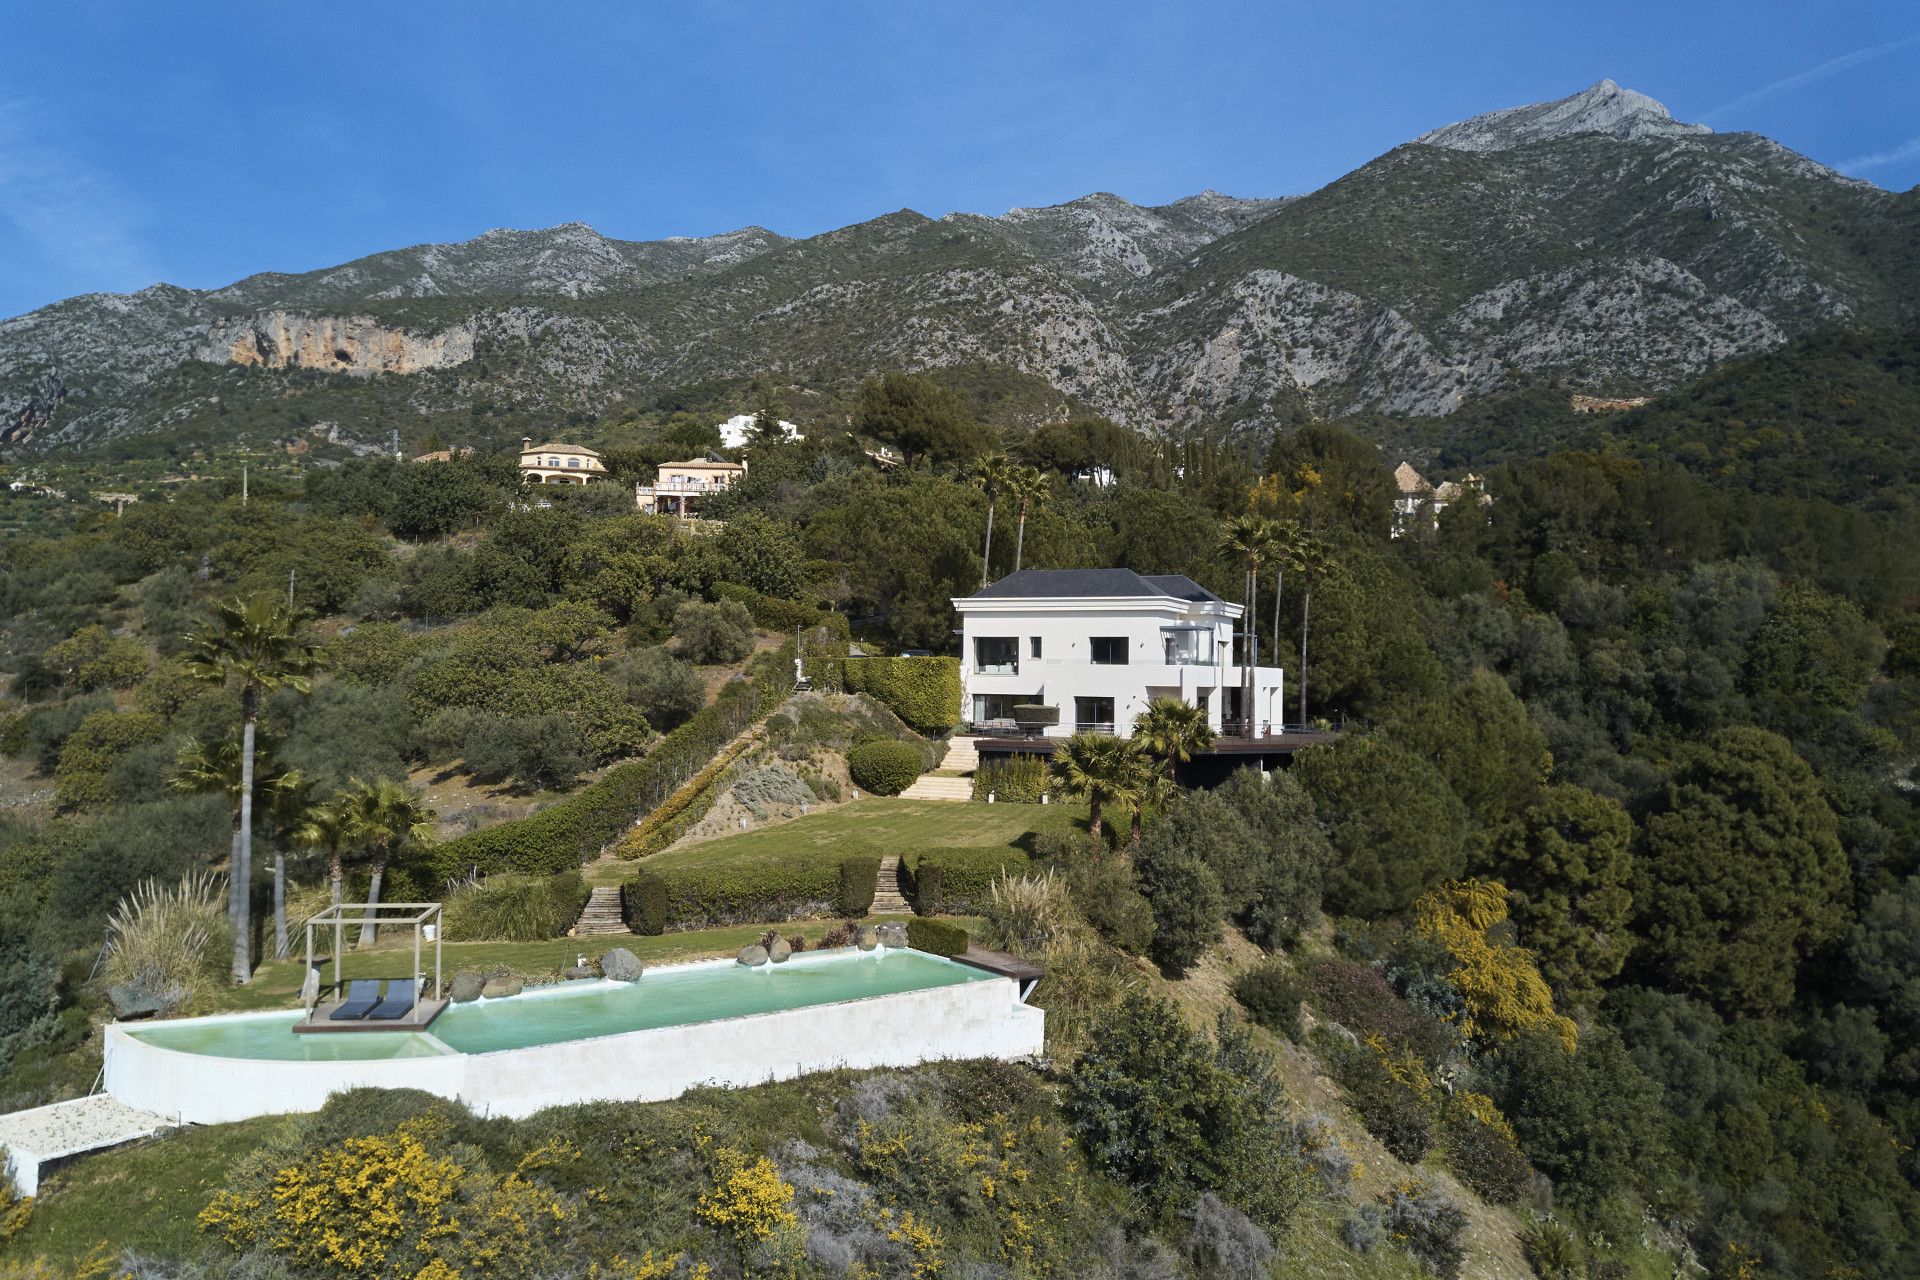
[3,79,1915,452]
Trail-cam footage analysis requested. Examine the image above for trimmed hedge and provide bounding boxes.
[971,756,1050,802]
[907,917,970,957]
[611,733,756,859]
[641,860,839,930]
[622,871,670,936]
[848,740,924,796]
[840,656,960,734]
[415,649,788,884]
[837,856,880,917]
[902,846,1032,915]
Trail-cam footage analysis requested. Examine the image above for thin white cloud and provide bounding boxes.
[1705,32,1920,121]
[1841,133,1920,172]
[0,99,159,295]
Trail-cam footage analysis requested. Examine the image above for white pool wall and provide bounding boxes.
[104,963,1043,1124]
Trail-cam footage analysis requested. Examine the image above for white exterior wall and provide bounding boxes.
[103,965,1042,1126]
[955,594,1285,737]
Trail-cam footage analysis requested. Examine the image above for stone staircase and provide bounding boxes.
[572,885,630,936]
[898,736,980,801]
[872,856,911,914]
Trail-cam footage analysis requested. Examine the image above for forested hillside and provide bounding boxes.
[0,352,1916,1279]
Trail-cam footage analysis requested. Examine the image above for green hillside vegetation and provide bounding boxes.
[0,353,1917,1279]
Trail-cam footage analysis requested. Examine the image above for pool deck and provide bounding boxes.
[954,946,1045,1001]
[293,997,449,1034]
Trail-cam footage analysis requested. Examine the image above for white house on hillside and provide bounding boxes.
[952,569,1285,739]
[718,414,804,450]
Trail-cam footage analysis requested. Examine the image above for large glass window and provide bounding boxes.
[1089,636,1129,665]
[1074,697,1115,733]
[1162,627,1212,665]
[974,637,1019,675]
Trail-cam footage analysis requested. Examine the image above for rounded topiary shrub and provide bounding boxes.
[837,856,880,917]
[847,740,924,796]
[622,872,670,936]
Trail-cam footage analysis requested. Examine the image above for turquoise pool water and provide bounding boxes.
[124,948,991,1061]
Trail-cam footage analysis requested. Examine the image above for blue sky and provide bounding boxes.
[1,1,1915,318]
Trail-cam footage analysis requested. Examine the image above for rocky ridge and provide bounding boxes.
[1,82,1914,448]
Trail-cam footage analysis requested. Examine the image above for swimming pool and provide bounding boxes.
[105,947,1043,1122]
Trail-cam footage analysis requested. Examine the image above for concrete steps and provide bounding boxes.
[900,774,975,801]
[872,855,911,914]
[572,885,630,936]
[940,736,982,773]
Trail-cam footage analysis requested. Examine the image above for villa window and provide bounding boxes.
[1089,636,1129,665]
[1074,696,1115,733]
[974,637,1019,675]
[1162,626,1211,665]
[567,457,580,468]
[1030,637,1043,659]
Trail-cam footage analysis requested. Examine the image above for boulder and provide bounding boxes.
[480,976,524,999]
[563,964,597,981]
[768,937,793,964]
[855,926,879,952]
[600,947,644,982]
[877,923,909,949]
[737,944,769,967]
[107,983,164,1020]
[449,972,488,1003]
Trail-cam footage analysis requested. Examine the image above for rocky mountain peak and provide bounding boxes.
[1414,79,1711,152]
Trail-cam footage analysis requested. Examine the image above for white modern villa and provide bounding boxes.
[952,568,1286,739]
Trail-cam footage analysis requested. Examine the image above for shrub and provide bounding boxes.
[622,871,670,935]
[1058,850,1156,955]
[1300,956,1455,1064]
[837,856,880,916]
[980,869,1075,955]
[55,709,166,810]
[1522,1220,1587,1280]
[104,870,229,1014]
[674,598,755,664]
[461,714,590,790]
[1182,1192,1275,1280]
[441,871,588,941]
[1137,846,1224,978]
[907,917,970,957]
[1232,962,1304,1040]
[45,623,147,691]
[840,656,961,734]
[1412,878,1576,1052]
[749,594,824,632]
[903,846,1032,914]
[1378,1179,1467,1280]
[847,739,924,795]
[1326,1036,1435,1164]
[1439,1092,1531,1206]
[619,645,707,731]
[971,756,1050,802]
[732,764,815,818]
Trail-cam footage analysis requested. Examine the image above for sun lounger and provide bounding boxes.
[368,980,419,1021]
[330,979,382,1020]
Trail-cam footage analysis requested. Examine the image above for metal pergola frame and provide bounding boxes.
[302,903,442,1009]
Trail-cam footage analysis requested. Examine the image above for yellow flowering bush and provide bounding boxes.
[695,1145,801,1273]
[1413,879,1577,1052]
[198,1120,570,1279]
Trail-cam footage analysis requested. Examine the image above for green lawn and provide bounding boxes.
[598,797,1084,884]
[8,1113,297,1268]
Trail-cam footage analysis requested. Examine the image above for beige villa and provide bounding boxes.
[636,458,745,517]
[519,438,608,485]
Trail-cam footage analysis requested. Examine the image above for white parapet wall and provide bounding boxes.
[104,970,1044,1126]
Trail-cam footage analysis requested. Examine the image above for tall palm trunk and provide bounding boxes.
[273,848,288,959]
[1130,803,1144,850]
[357,842,388,947]
[980,497,997,587]
[1087,794,1103,844]
[233,689,258,983]
[329,847,343,906]
[1013,501,1029,571]
[1273,565,1283,724]
[1300,574,1313,727]
[1246,560,1260,738]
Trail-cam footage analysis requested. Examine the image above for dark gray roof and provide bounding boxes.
[964,568,1224,604]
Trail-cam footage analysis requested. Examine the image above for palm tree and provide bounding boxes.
[294,796,353,908]
[183,596,320,982]
[1267,517,1302,695]
[1133,696,1216,779]
[1048,731,1145,845]
[262,770,318,958]
[169,733,289,964]
[1007,466,1050,572]
[969,451,1018,587]
[1218,515,1283,738]
[337,778,437,946]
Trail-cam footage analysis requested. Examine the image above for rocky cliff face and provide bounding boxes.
[0,81,1913,450]
[194,311,475,375]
